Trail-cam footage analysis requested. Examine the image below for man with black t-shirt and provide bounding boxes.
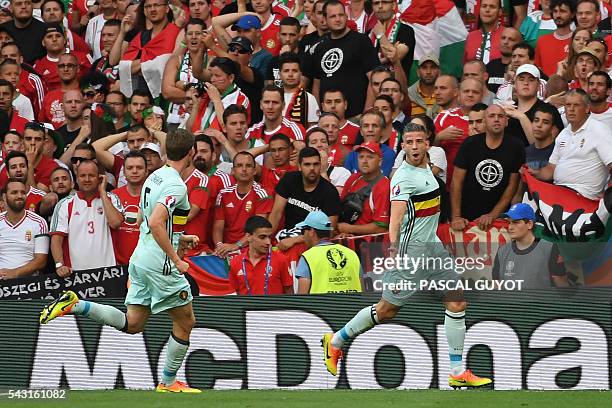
[269,147,340,251]
[485,27,522,93]
[265,17,302,87]
[526,103,558,170]
[451,104,524,231]
[0,0,48,64]
[311,0,380,118]
[57,89,85,147]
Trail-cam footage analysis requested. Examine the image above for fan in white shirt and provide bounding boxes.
[0,179,49,279]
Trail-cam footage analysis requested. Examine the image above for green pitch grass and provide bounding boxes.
[1,389,611,408]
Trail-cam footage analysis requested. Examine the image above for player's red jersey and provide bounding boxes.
[534,33,571,77]
[214,182,273,243]
[338,120,359,147]
[110,185,140,265]
[26,186,46,213]
[228,248,292,295]
[434,107,469,188]
[260,163,297,192]
[245,117,305,143]
[184,169,212,249]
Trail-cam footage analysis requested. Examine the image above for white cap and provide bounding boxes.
[140,142,161,156]
[152,106,165,116]
[515,64,540,79]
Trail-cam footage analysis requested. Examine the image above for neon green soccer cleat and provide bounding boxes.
[321,333,343,376]
[449,369,493,389]
[39,290,79,324]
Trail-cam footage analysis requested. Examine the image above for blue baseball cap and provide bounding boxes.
[295,211,333,231]
[502,203,536,221]
[232,15,262,30]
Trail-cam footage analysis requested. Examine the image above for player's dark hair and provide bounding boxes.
[103,18,122,29]
[233,151,256,166]
[166,129,195,161]
[403,122,428,137]
[74,142,96,158]
[279,16,301,30]
[278,52,301,70]
[2,177,26,195]
[262,84,284,100]
[374,94,395,112]
[305,127,329,146]
[245,215,272,234]
[128,124,151,139]
[131,88,153,104]
[512,42,535,60]
[186,17,206,31]
[5,150,28,168]
[223,104,248,122]
[195,134,214,152]
[298,146,320,164]
[589,70,612,89]
[124,150,147,168]
[323,0,344,16]
[269,133,291,147]
[470,102,488,113]
[551,0,577,14]
[42,0,66,14]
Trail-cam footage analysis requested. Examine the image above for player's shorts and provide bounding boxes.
[382,245,461,307]
[124,262,193,314]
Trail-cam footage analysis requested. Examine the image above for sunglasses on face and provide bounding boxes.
[228,46,249,54]
[70,156,90,164]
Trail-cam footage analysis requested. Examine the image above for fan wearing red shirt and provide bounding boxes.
[434,77,483,188]
[0,80,29,134]
[321,89,359,148]
[23,123,63,192]
[4,150,47,213]
[228,215,293,295]
[252,0,283,56]
[39,53,81,128]
[318,112,351,167]
[337,142,390,237]
[111,151,147,265]
[534,0,575,77]
[213,152,273,258]
[463,0,504,64]
[245,85,305,143]
[181,135,221,251]
[259,133,297,192]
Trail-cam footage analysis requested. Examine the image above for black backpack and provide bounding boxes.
[339,174,384,223]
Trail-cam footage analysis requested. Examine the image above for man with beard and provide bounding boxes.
[588,70,612,129]
[213,152,273,258]
[486,27,522,93]
[535,0,576,77]
[38,53,80,128]
[0,0,48,64]
[3,150,47,213]
[269,147,340,252]
[182,134,233,251]
[407,55,441,118]
[0,178,49,279]
[39,166,74,219]
[112,150,147,265]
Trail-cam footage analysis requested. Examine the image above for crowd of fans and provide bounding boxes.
[0,0,610,293]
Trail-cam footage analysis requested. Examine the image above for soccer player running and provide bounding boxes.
[321,123,492,389]
[39,129,202,393]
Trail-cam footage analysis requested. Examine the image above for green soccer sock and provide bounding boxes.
[445,309,466,376]
[71,301,127,331]
[160,333,189,385]
[331,305,379,348]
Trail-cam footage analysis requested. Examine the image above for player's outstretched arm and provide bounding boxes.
[148,203,189,273]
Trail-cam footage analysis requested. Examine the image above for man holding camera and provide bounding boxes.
[337,142,389,238]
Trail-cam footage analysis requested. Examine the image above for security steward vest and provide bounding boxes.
[301,243,362,294]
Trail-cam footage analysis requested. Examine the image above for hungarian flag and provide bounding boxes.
[522,168,612,259]
[119,23,180,98]
[400,0,467,84]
